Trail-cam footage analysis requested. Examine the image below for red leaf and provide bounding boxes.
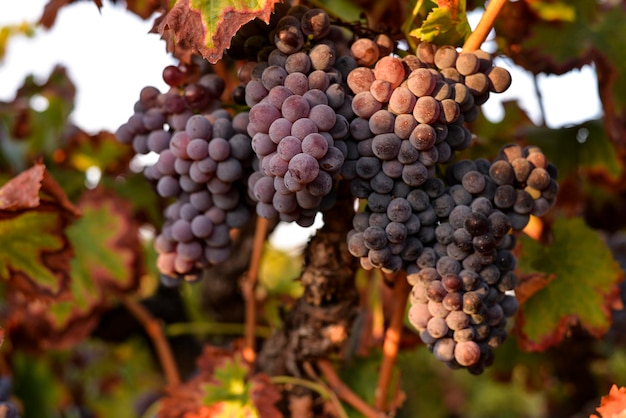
[153,0,282,64]
[39,0,104,29]
[0,165,78,299]
[0,163,45,211]
[4,188,142,351]
[591,385,626,418]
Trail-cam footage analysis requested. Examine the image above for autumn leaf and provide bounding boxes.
[61,129,134,176]
[591,385,626,418]
[514,216,625,351]
[153,0,282,64]
[0,164,78,298]
[0,66,76,170]
[0,163,45,210]
[0,21,36,60]
[4,188,143,350]
[159,345,282,418]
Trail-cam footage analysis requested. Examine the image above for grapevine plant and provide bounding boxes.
[1,0,626,417]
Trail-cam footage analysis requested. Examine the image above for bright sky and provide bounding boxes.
[0,1,604,249]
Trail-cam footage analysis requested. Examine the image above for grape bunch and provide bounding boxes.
[403,144,558,373]
[0,376,19,418]
[113,2,560,374]
[116,67,255,281]
[344,43,514,273]
[232,5,367,226]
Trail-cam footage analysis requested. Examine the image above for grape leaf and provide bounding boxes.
[47,188,142,328]
[60,129,134,177]
[0,22,36,60]
[0,66,76,171]
[0,163,45,210]
[0,210,70,296]
[0,164,78,298]
[5,189,142,350]
[39,0,162,27]
[514,216,625,351]
[495,0,596,75]
[153,0,282,64]
[408,0,471,47]
[159,345,282,418]
[201,355,282,417]
[591,385,626,418]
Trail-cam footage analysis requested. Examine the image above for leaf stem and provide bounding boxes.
[118,294,181,387]
[164,321,272,338]
[317,359,385,418]
[462,0,508,52]
[374,273,409,411]
[242,216,270,364]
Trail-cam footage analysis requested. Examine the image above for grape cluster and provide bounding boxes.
[114,3,560,373]
[233,5,368,226]
[403,145,557,373]
[116,67,254,280]
[0,377,19,418]
[344,44,514,273]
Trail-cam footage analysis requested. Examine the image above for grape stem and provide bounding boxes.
[462,0,508,52]
[374,272,410,411]
[242,216,270,364]
[317,359,386,418]
[118,294,181,387]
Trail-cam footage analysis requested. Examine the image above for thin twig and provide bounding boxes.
[462,0,508,52]
[119,294,181,387]
[532,73,547,127]
[317,359,385,418]
[165,321,272,338]
[242,216,270,364]
[374,273,410,411]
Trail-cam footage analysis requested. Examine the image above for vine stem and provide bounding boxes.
[462,0,508,52]
[242,216,270,364]
[374,273,410,411]
[118,294,181,387]
[317,359,386,418]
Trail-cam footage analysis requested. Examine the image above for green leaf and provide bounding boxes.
[528,1,576,22]
[204,355,249,404]
[515,216,624,351]
[0,66,75,172]
[259,244,302,297]
[155,0,282,63]
[314,0,363,22]
[12,351,63,418]
[0,210,68,295]
[48,190,141,327]
[202,355,264,417]
[408,0,471,47]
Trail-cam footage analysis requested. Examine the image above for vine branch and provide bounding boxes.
[317,359,385,418]
[374,273,410,411]
[242,216,270,364]
[118,294,181,387]
[462,0,508,52]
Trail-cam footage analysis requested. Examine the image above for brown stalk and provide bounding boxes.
[374,273,410,411]
[242,216,270,364]
[317,359,385,418]
[119,294,181,387]
[462,0,508,52]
